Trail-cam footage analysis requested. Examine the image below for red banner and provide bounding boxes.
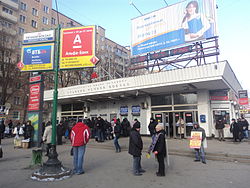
[28,83,41,111]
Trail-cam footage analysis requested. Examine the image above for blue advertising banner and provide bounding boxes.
[120,106,128,116]
[21,43,54,71]
[132,105,141,116]
[131,0,217,56]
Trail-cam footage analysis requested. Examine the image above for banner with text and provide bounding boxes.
[131,0,217,56]
[60,26,98,69]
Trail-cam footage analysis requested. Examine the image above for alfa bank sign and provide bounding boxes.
[59,26,98,69]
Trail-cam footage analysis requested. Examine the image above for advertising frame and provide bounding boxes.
[59,25,97,70]
[20,43,55,72]
[131,0,217,56]
[23,30,55,44]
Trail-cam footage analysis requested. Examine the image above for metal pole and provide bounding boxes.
[51,25,60,145]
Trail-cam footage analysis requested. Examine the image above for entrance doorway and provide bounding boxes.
[154,111,198,138]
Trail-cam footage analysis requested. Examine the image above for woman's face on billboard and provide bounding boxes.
[186,3,196,15]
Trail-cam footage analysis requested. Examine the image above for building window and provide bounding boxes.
[51,17,56,25]
[2,7,13,15]
[2,21,12,28]
[42,17,48,25]
[32,8,38,16]
[20,2,27,11]
[31,20,37,28]
[174,93,197,105]
[14,97,21,105]
[43,5,49,13]
[18,27,25,34]
[19,15,26,23]
[13,111,20,120]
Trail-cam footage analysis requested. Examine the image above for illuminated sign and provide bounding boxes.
[132,105,140,116]
[120,106,128,116]
[21,43,54,71]
[60,26,98,69]
[28,83,41,111]
[131,0,217,56]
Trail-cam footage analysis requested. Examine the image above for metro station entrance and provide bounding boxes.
[154,111,198,138]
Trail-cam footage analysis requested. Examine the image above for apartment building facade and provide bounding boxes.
[0,0,131,123]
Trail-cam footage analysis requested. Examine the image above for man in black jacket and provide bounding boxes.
[128,119,145,176]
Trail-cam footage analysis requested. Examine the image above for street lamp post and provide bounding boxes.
[31,25,71,181]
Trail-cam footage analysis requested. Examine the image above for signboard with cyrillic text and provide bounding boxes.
[20,43,54,71]
[23,30,55,44]
[60,26,98,69]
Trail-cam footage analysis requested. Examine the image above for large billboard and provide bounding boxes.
[20,43,54,71]
[60,26,98,69]
[131,0,217,56]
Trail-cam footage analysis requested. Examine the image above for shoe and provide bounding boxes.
[134,173,142,176]
[156,172,165,177]
[76,171,85,175]
[139,169,146,173]
[202,161,206,164]
[194,159,200,162]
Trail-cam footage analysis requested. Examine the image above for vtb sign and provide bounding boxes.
[59,26,99,69]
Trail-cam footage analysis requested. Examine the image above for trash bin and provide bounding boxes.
[32,149,42,166]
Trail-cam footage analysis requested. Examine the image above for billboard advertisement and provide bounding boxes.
[20,43,54,71]
[131,0,217,56]
[28,112,39,143]
[60,26,98,69]
[23,30,55,44]
[238,90,248,106]
[28,83,41,111]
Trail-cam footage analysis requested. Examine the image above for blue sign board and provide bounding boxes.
[120,106,128,116]
[21,43,54,71]
[132,105,141,116]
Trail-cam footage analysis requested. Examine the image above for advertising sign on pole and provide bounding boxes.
[131,0,217,56]
[60,26,98,69]
[28,112,39,143]
[23,30,55,44]
[20,43,54,71]
[238,90,248,106]
[28,83,41,111]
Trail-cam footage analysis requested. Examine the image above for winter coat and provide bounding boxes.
[241,119,249,131]
[128,128,143,157]
[114,123,122,138]
[0,122,5,134]
[148,120,158,136]
[70,122,90,147]
[43,125,52,144]
[215,119,225,130]
[153,130,166,157]
[24,124,34,140]
[57,124,64,137]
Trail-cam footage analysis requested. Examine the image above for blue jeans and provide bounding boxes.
[195,144,205,162]
[133,156,142,174]
[97,129,104,142]
[114,136,121,152]
[73,145,86,174]
[243,130,248,139]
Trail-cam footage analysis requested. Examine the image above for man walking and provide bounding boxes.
[70,120,90,175]
[215,117,225,141]
[128,119,145,176]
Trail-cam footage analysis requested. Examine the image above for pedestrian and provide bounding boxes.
[23,120,34,146]
[177,118,185,139]
[192,122,206,164]
[95,117,105,142]
[70,120,90,175]
[148,117,158,138]
[240,115,249,139]
[42,121,52,156]
[0,119,5,141]
[57,121,64,145]
[114,119,122,153]
[128,119,145,176]
[121,118,131,137]
[148,124,166,176]
[215,117,225,141]
[230,118,241,142]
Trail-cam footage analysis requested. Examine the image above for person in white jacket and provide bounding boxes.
[43,121,52,156]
